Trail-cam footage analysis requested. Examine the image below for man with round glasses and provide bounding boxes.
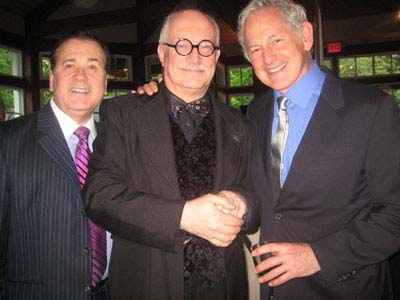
[162,38,220,57]
[84,7,259,300]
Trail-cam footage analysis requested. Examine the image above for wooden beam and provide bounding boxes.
[31,0,68,22]
[32,7,138,37]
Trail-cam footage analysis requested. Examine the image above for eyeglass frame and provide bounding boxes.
[161,38,220,57]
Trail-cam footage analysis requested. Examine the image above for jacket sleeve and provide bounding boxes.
[84,98,186,253]
[228,118,261,234]
[0,126,10,298]
[311,95,400,286]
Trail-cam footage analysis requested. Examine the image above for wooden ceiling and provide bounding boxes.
[0,0,399,46]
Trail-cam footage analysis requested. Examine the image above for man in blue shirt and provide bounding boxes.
[238,0,400,299]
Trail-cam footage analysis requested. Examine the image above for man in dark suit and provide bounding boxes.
[0,31,111,299]
[236,0,400,299]
[84,8,259,300]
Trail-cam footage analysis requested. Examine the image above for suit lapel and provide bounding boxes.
[132,90,180,193]
[37,104,80,193]
[212,96,240,190]
[250,90,280,201]
[284,74,345,187]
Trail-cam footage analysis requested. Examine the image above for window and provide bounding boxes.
[374,55,391,75]
[384,89,400,103]
[229,93,254,109]
[40,52,52,79]
[322,58,332,71]
[228,65,253,87]
[339,52,400,78]
[0,86,24,120]
[145,54,162,81]
[103,90,129,99]
[40,89,53,107]
[0,45,23,77]
[339,57,356,78]
[108,55,132,81]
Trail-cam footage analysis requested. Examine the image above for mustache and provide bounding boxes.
[184,64,207,71]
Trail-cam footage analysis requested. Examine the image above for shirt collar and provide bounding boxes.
[274,60,326,109]
[50,99,96,140]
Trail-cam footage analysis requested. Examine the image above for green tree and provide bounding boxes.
[0,48,12,75]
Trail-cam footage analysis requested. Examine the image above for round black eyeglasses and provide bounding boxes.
[162,39,220,57]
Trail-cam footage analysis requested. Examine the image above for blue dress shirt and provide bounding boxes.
[272,61,327,184]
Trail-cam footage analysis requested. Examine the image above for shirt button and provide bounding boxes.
[83,284,91,292]
[83,247,91,255]
[275,213,282,220]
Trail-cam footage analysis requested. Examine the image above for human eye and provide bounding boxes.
[87,64,98,71]
[63,63,75,70]
[249,47,261,56]
[271,38,283,47]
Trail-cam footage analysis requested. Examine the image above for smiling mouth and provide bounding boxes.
[267,62,287,74]
[70,88,89,93]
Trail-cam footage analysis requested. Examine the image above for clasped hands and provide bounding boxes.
[180,190,247,247]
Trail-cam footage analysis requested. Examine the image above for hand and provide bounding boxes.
[132,76,162,95]
[252,242,321,286]
[180,193,244,247]
[217,190,248,219]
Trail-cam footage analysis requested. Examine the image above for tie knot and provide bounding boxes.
[74,126,90,141]
[277,96,288,111]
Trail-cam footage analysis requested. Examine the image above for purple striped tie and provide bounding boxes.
[74,126,107,287]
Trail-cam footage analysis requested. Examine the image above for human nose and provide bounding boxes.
[262,45,275,65]
[74,67,87,80]
[187,46,201,63]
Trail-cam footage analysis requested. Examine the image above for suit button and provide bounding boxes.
[83,247,91,255]
[84,284,91,292]
[352,270,357,275]
[337,277,343,282]
[275,213,282,220]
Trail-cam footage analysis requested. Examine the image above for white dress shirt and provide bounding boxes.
[50,100,112,280]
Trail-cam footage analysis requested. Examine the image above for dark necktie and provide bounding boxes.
[74,126,107,287]
[271,96,289,187]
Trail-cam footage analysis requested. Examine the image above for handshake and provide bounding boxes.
[180,190,248,247]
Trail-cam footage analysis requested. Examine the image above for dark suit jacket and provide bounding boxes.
[84,86,260,300]
[0,105,110,300]
[248,72,400,300]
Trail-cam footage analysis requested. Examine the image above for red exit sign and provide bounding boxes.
[327,42,341,53]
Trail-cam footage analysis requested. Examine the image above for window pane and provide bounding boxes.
[41,90,53,106]
[229,94,254,109]
[108,55,132,81]
[241,94,254,106]
[229,67,242,87]
[356,56,373,77]
[392,54,400,74]
[241,66,253,86]
[374,55,392,75]
[104,90,129,99]
[0,86,24,120]
[339,58,356,78]
[322,59,332,70]
[40,53,51,79]
[0,46,22,77]
[229,95,242,108]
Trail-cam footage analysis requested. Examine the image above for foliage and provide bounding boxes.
[0,48,12,75]
[42,56,51,78]
[0,88,14,109]
[229,66,253,87]
[229,94,254,109]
